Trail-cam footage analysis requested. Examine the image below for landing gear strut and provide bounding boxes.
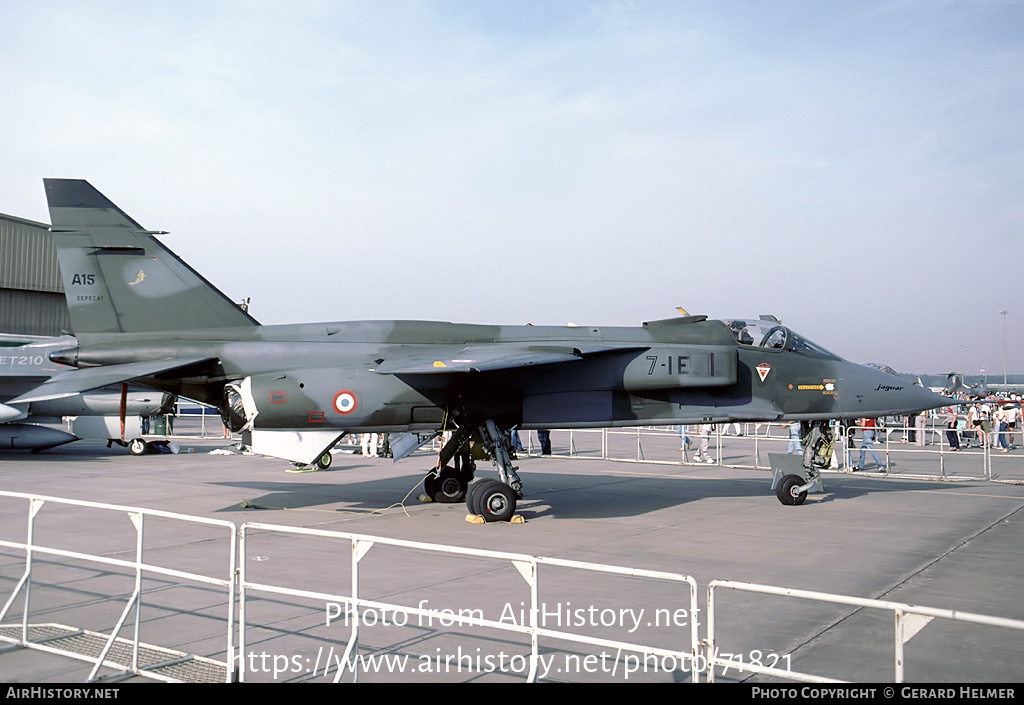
[770,421,835,505]
[423,419,523,521]
[424,426,476,503]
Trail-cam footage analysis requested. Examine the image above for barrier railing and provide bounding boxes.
[238,522,700,682]
[0,491,236,683]
[518,420,1020,484]
[706,579,1024,683]
[2,491,1022,683]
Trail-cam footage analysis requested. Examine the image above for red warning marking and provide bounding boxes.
[756,363,771,382]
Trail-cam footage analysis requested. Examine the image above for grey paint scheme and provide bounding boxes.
[14,179,949,468]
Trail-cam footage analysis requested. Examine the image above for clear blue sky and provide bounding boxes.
[1,1,1021,374]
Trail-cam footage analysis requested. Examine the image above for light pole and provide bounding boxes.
[1001,310,1008,389]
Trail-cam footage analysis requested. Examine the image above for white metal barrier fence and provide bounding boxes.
[3,493,1022,683]
[0,491,237,682]
[238,521,701,682]
[706,579,1024,683]
[520,422,1022,484]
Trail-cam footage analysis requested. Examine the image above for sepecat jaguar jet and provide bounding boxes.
[11,179,950,519]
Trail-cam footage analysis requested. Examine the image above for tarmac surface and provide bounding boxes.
[1,426,1022,684]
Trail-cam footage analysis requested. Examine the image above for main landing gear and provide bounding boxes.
[424,457,474,503]
[423,420,524,522]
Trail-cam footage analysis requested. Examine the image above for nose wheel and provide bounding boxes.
[769,452,823,506]
[775,474,808,505]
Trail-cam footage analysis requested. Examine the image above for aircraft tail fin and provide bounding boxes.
[44,179,259,334]
[943,373,962,395]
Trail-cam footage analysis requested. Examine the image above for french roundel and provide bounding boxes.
[332,390,358,415]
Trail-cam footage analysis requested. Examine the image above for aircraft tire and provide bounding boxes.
[466,478,498,515]
[315,451,333,470]
[128,438,149,456]
[476,481,517,522]
[776,474,807,506]
[432,465,467,503]
[465,479,485,515]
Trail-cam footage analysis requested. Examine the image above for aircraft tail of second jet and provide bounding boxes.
[44,179,259,334]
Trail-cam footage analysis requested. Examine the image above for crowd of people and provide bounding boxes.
[938,393,1022,452]
[671,392,1022,471]
[883,392,1022,453]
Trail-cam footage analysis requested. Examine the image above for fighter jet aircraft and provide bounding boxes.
[1,335,175,451]
[11,179,950,517]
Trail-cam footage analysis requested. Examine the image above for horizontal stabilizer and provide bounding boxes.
[9,356,217,404]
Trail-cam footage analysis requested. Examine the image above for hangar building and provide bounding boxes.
[0,212,70,338]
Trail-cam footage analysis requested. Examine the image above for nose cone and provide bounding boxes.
[841,363,950,418]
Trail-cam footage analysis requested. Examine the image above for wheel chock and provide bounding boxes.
[465,513,525,524]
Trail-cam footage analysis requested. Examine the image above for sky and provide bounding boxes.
[1,0,1021,375]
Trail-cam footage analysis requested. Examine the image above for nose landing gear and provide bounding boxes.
[770,421,834,505]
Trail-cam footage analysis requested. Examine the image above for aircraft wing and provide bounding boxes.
[372,343,647,375]
[9,356,218,403]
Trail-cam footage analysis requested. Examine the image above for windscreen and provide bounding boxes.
[725,319,840,360]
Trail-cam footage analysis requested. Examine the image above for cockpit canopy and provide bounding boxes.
[724,319,841,361]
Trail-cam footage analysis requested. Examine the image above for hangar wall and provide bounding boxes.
[0,212,71,337]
